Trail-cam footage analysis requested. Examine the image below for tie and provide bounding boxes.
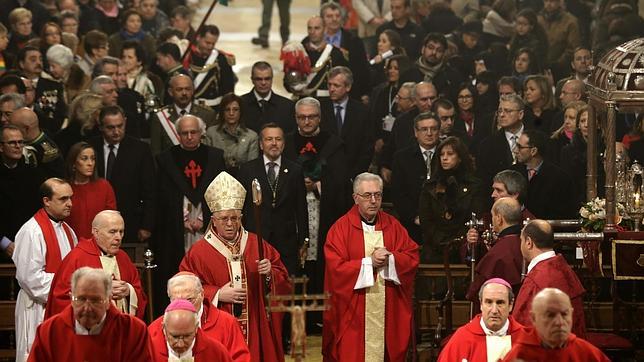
[335,105,343,133]
[267,161,277,188]
[424,150,432,179]
[259,99,269,112]
[528,168,537,181]
[106,144,116,180]
[180,109,187,116]
[510,135,517,163]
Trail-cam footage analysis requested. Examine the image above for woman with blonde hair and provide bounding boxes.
[7,8,36,55]
[550,100,586,162]
[523,75,556,131]
[54,92,103,156]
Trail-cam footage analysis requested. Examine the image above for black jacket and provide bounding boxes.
[240,90,296,134]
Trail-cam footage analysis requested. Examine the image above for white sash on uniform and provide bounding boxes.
[156,108,180,145]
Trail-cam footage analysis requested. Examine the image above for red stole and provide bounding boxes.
[34,208,75,273]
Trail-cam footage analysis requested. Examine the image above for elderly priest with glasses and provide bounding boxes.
[323,172,419,361]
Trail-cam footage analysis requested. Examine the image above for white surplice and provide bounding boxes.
[12,217,77,362]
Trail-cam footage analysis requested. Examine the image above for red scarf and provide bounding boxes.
[33,208,75,273]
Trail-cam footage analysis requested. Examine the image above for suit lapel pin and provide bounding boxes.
[463,187,468,193]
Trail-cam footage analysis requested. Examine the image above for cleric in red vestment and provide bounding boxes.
[512,219,586,337]
[503,288,610,362]
[323,172,419,361]
[148,272,250,362]
[439,278,524,362]
[149,298,233,361]
[28,267,150,361]
[465,197,524,309]
[44,210,147,320]
[179,171,291,362]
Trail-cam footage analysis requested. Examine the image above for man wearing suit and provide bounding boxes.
[391,112,440,243]
[320,66,374,179]
[89,105,155,244]
[154,114,226,316]
[150,74,216,156]
[476,94,527,194]
[237,123,308,275]
[240,62,296,135]
[321,2,371,100]
[511,129,576,219]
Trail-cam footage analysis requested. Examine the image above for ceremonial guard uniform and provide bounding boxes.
[34,76,67,134]
[149,102,216,156]
[185,45,236,109]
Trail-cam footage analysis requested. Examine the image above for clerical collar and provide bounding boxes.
[527,250,556,274]
[361,216,377,226]
[45,211,63,224]
[167,337,195,360]
[75,313,107,335]
[480,317,509,336]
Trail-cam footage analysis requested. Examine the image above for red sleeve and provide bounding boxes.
[44,253,78,319]
[124,319,152,362]
[225,317,251,362]
[179,250,222,303]
[27,323,51,362]
[389,221,419,292]
[512,278,538,328]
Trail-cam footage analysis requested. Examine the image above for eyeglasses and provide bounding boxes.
[296,114,319,121]
[514,143,533,150]
[496,108,520,115]
[356,192,383,200]
[165,331,196,342]
[71,296,108,307]
[416,126,439,134]
[395,94,410,100]
[0,140,25,146]
[213,215,241,223]
[457,95,473,100]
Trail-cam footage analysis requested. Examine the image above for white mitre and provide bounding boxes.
[204,171,246,212]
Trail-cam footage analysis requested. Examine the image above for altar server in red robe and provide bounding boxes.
[12,178,77,362]
[439,278,524,362]
[323,172,420,361]
[148,272,251,362]
[465,198,524,308]
[45,210,147,319]
[149,299,233,361]
[28,267,150,361]
[180,171,291,362]
[513,219,586,337]
[503,288,609,362]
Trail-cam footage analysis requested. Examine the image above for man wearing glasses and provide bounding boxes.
[323,172,419,361]
[476,94,528,193]
[45,210,147,320]
[29,267,150,361]
[149,299,233,361]
[153,114,225,316]
[180,171,291,361]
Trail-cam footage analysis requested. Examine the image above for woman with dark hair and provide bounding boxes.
[120,40,161,100]
[512,47,542,84]
[107,9,156,65]
[523,74,556,131]
[508,8,548,61]
[369,55,411,172]
[369,30,406,87]
[474,70,499,115]
[38,22,63,71]
[64,141,117,239]
[454,82,493,147]
[205,93,259,175]
[419,136,485,262]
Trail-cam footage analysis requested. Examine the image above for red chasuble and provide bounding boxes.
[149,302,250,362]
[44,238,147,320]
[322,205,419,361]
[28,304,150,362]
[179,230,291,362]
[512,255,586,338]
[149,326,233,361]
[501,327,610,362]
[438,315,524,362]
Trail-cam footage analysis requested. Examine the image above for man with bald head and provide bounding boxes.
[29,267,151,361]
[512,220,586,337]
[13,177,77,362]
[149,299,232,361]
[154,114,225,316]
[503,288,609,361]
[549,79,586,133]
[45,210,147,320]
[10,107,64,176]
[466,198,525,307]
[150,74,216,156]
[440,278,524,362]
[148,273,250,361]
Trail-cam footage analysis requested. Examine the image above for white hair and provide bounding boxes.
[46,44,74,70]
[352,172,383,193]
[175,114,206,135]
[71,267,112,298]
[167,274,203,298]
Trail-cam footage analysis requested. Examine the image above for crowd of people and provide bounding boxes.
[0,0,642,360]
